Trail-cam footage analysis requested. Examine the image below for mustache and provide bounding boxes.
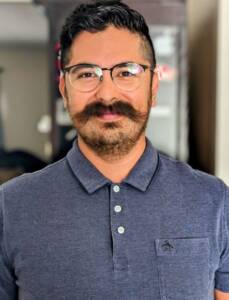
[74,100,148,124]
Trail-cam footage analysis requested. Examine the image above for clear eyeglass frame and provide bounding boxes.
[62,62,155,92]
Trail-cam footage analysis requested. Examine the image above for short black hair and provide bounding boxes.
[60,0,156,70]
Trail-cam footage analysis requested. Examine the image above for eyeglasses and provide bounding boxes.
[62,62,154,92]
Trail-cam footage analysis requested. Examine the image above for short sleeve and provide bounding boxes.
[215,185,229,292]
[0,187,17,299]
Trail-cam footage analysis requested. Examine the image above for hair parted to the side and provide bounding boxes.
[59,0,156,70]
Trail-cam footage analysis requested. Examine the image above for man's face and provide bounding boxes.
[59,26,158,159]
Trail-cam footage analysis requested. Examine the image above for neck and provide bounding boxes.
[77,135,147,183]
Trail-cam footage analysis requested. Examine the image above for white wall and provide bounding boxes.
[0,46,50,160]
[215,0,229,185]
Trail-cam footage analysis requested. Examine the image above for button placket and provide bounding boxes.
[109,184,129,278]
[112,184,125,234]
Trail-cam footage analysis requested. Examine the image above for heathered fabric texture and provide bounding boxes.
[0,138,229,300]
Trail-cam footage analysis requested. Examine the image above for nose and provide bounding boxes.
[94,70,119,102]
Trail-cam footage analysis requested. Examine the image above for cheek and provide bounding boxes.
[66,90,89,112]
[129,89,151,110]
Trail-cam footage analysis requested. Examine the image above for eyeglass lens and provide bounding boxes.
[67,63,146,92]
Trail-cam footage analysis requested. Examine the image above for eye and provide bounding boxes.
[115,64,142,78]
[119,71,134,77]
[116,69,136,78]
[77,72,96,79]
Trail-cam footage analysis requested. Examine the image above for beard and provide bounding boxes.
[68,94,152,160]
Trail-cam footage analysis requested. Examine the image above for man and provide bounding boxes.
[0,1,229,299]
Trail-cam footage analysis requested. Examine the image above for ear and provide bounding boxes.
[151,69,159,107]
[59,73,68,109]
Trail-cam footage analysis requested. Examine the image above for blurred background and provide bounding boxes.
[0,0,228,185]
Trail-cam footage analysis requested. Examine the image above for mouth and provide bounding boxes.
[96,109,124,122]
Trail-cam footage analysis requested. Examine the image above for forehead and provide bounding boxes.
[68,26,145,67]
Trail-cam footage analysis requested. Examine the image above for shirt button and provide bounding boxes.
[113,185,120,193]
[117,226,125,234]
[114,205,122,213]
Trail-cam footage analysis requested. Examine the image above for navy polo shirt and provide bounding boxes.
[0,138,229,300]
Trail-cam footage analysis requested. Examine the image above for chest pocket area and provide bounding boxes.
[155,238,210,300]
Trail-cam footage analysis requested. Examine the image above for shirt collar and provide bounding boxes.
[66,137,159,194]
